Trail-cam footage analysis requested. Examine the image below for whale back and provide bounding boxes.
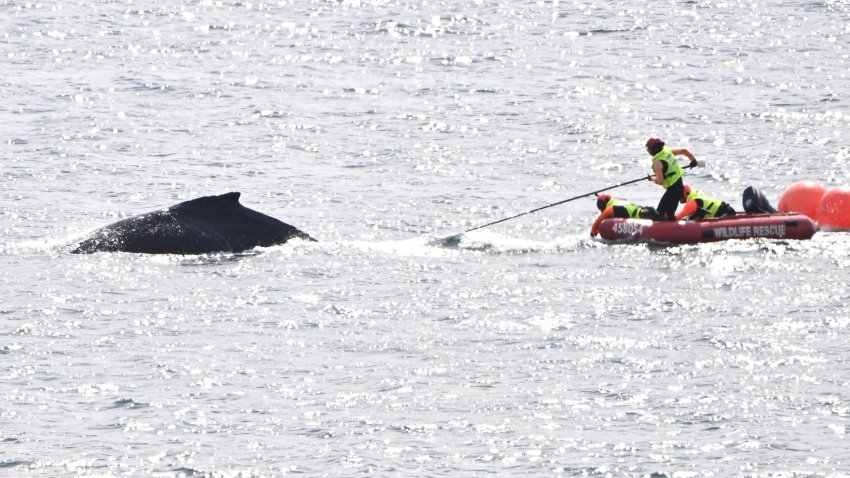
[72,192,314,254]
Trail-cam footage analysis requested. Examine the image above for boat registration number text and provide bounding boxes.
[611,221,645,236]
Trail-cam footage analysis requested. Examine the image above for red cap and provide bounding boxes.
[645,137,663,149]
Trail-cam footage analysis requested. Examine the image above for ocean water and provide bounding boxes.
[2,0,850,476]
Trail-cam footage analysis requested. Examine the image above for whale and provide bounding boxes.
[72,192,315,254]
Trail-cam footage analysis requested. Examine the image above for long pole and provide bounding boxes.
[455,162,701,236]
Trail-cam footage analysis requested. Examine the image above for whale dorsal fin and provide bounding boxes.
[170,192,242,211]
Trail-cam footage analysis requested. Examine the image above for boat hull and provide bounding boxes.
[598,213,818,244]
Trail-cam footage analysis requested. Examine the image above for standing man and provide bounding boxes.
[646,137,698,220]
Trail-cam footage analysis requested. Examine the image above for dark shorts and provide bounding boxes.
[717,202,736,217]
[612,205,663,221]
[687,202,737,221]
[657,179,684,220]
[639,207,664,221]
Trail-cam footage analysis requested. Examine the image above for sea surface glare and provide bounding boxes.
[2,1,850,476]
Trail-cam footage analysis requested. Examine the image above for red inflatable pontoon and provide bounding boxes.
[597,213,818,244]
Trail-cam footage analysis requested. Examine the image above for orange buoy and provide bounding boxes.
[816,186,850,231]
[778,180,826,221]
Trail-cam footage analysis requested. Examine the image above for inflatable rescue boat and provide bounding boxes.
[597,213,818,244]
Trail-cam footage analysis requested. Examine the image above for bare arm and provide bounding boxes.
[651,160,665,185]
[671,148,696,163]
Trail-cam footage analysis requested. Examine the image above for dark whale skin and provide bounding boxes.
[72,192,314,254]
